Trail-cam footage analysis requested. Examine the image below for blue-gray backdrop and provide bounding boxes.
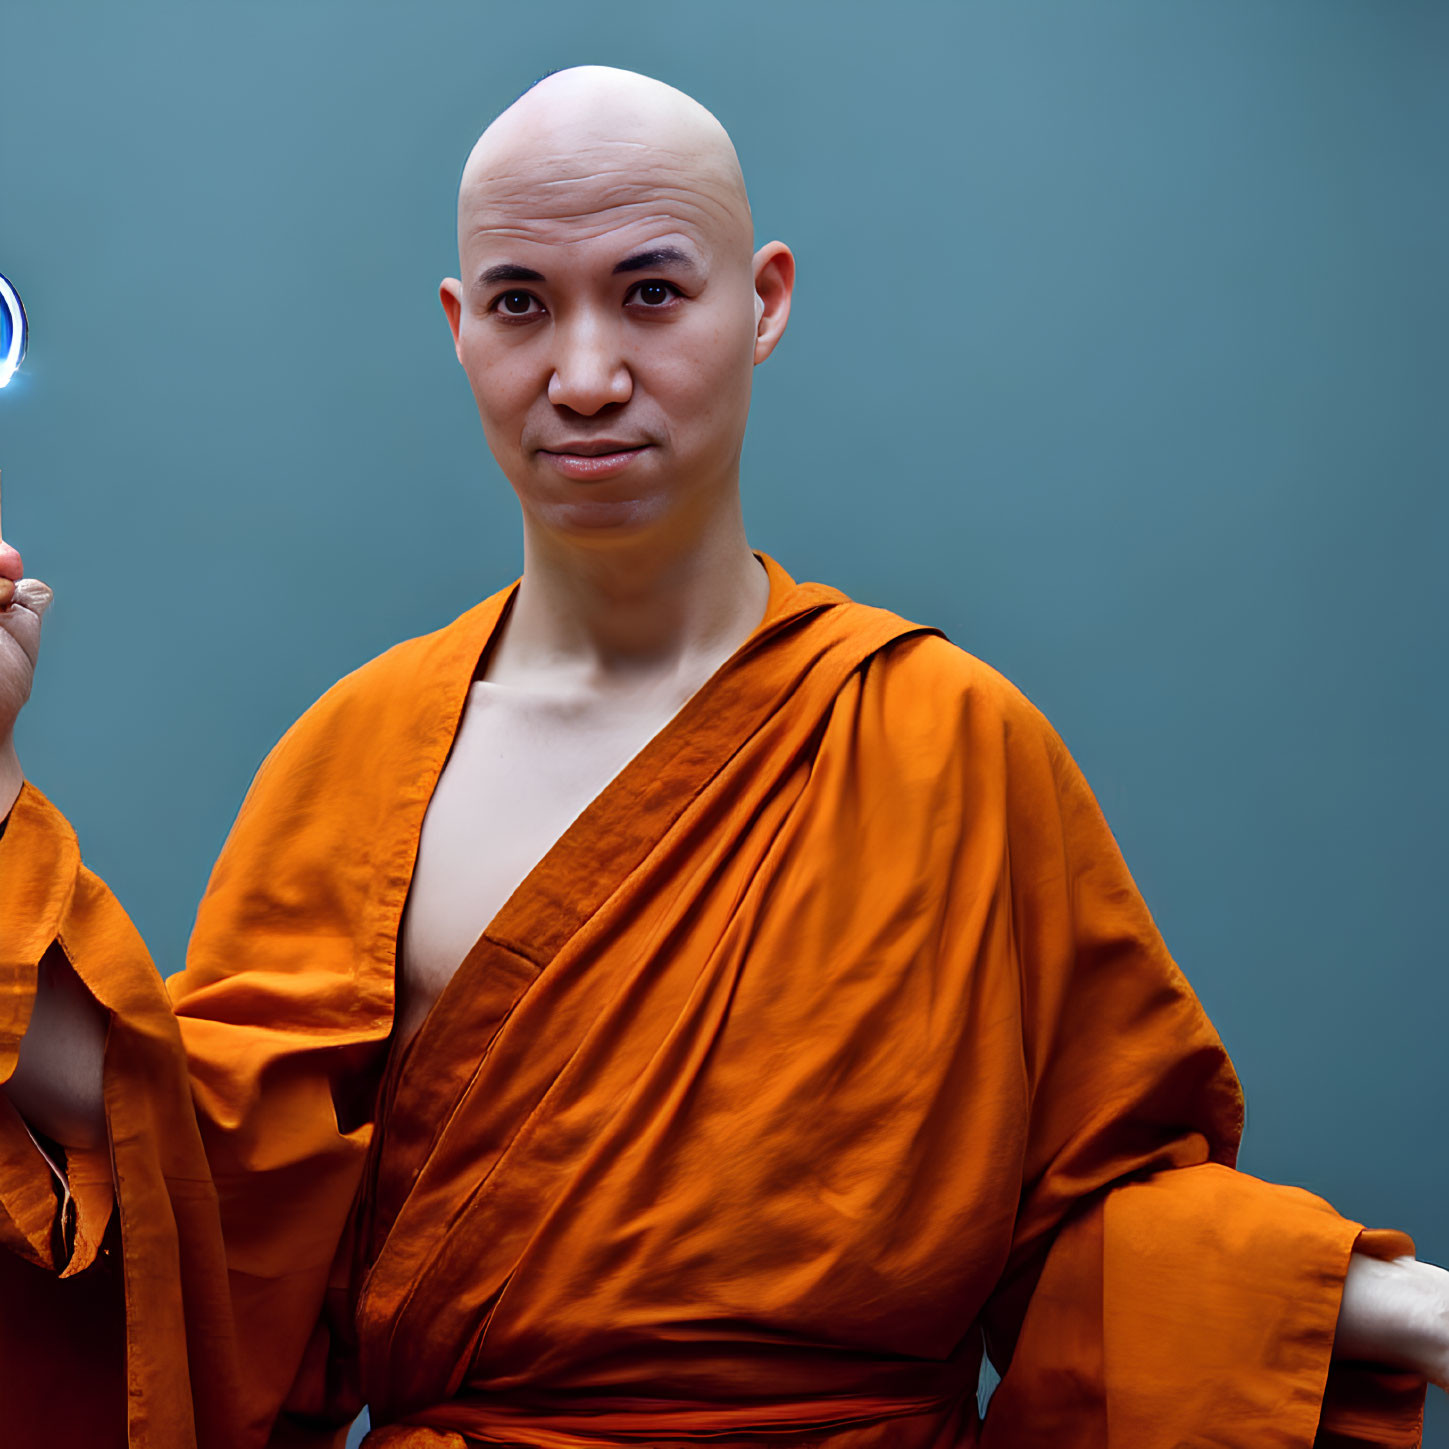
[1,1,1444,1441]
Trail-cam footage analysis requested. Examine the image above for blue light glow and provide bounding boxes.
[0,273,28,389]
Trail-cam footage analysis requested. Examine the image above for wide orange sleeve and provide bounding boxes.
[1,600,495,1449]
[0,738,394,1448]
[954,676,1427,1447]
[0,785,115,1280]
[0,761,369,1449]
[0,784,87,1271]
[0,783,243,1449]
[0,788,129,1447]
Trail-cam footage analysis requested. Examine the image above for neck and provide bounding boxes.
[487,501,770,694]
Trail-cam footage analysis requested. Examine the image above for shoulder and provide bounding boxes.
[293,612,469,731]
[244,591,505,799]
[829,613,1111,860]
[855,621,1066,765]
[790,585,1076,790]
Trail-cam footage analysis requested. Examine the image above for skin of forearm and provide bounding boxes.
[1,942,109,1152]
[1335,1252,1449,1388]
[0,734,22,822]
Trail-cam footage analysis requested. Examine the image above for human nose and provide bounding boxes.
[547,314,632,414]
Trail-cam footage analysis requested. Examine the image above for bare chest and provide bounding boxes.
[394,682,679,1048]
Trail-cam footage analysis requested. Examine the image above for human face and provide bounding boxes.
[440,150,790,547]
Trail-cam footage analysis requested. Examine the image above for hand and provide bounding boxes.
[1416,1259,1449,1390]
[1335,1252,1449,1390]
[0,538,54,816]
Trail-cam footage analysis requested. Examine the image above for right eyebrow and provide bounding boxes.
[474,263,545,291]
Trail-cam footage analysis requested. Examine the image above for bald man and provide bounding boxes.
[400,69,786,1052]
[0,66,1443,1449]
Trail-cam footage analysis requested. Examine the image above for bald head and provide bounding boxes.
[457,66,754,266]
[438,66,794,542]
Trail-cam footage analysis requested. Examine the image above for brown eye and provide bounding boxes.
[630,281,679,307]
[501,291,535,314]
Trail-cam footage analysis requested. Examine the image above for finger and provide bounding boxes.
[10,578,54,620]
[0,579,50,670]
[0,578,13,610]
[0,541,21,582]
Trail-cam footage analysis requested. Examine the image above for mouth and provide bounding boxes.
[539,440,649,458]
[538,441,652,481]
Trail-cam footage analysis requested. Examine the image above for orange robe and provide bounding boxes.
[0,555,1429,1447]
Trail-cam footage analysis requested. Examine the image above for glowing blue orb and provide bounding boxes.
[0,273,27,389]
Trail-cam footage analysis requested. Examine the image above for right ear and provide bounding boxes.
[750,242,795,366]
[439,278,464,362]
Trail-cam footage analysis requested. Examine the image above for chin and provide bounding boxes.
[534,494,673,541]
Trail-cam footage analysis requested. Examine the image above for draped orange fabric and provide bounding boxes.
[0,556,1429,1446]
[0,794,243,1446]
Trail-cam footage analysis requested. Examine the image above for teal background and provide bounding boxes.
[1,2,1444,1440]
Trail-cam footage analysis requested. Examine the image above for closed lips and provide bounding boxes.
[542,441,647,456]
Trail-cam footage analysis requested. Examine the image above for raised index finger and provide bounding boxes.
[0,470,21,609]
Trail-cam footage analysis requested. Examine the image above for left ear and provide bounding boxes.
[751,241,795,365]
[439,276,466,363]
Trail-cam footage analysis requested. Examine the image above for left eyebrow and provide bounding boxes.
[476,263,545,289]
[612,246,701,276]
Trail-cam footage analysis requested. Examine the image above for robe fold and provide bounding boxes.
[0,789,242,1447]
[0,554,1429,1447]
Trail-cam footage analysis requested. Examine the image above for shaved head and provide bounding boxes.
[438,65,793,556]
[457,65,754,266]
